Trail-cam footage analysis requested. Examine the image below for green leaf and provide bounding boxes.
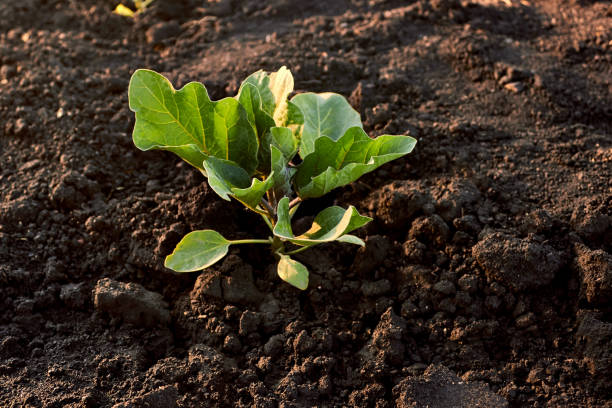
[277,254,309,290]
[240,70,275,116]
[237,83,276,173]
[294,127,417,199]
[268,66,294,127]
[291,92,362,158]
[269,126,298,159]
[203,156,274,210]
[237,82,276,138]
[273,197,372,247]
[165,230,230,272]
[336,234,366,246]
[284,100,305,143]
[270,145,296,197]
[129,69,259,174]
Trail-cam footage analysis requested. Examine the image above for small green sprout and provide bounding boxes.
[113,0,154,17]
[128,67,416,290]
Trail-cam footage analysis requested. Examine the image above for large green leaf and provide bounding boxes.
[277,254,309,290]
[237,83,275,138]
[273,197,371,247]
[203,156,274,210]
[129,69,259,174]
[237,83,276,173]
[165,230,230,272]
[294,127,417,199]
[291,92,362,158]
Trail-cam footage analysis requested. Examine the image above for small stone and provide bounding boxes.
[403,239,427,264]
[515,312,536,329]
[409,215,450,247]
[458,274,479,294]
[223,334,242,353]
[239,311,261,336]
[14,118,27,135]
[368,308,407,366]
[146,179,162,194]
[433,180,481,222]
[263,334,285,357]
[575,310,612,377]
[453,215,481,236]
[433,280,456,296]
[473,231,563,292]
[93,278,170,327]
[293,330,315,355]
[191,271,223,301]
[573,244,612,306]
[0,64,16,80]
[521,209,554,235]
[504,82,525,93]
[60,283,87,309]
[571,203,610,241]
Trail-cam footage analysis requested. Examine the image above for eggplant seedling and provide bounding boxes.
[128,67,416,289]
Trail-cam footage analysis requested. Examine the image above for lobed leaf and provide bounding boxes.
[294,127,417,199]
[273,197,371,247]
[165,230,230,272]
[277,254,309,290]
[291,92,362,158]
[203,156,274,210]
[129,69,258,174]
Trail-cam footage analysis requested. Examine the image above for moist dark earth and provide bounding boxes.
[1,0,611,406]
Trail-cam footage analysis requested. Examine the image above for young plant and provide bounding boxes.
[128,67,416,290]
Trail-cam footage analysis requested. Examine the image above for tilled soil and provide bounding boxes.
[1,0,611,406]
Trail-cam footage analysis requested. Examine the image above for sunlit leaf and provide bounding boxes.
[165,230,230,272]
[294,127,417,198]
[277,254,309,290]
[203,156,274,210]
[291,92,362,158]
[336,234,366,246]
[129,69,259,174]
[273,197,371,247]
[113,4,135,17]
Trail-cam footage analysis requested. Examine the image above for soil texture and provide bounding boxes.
[1,0,611,406]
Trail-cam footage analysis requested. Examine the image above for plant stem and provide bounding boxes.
[260,213,274,231]
[289,197,302,209]
[230,238,273,245]
[284,245,310,255]
[260,198,275,216]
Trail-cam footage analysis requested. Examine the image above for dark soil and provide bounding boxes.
[1,0,611,406]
